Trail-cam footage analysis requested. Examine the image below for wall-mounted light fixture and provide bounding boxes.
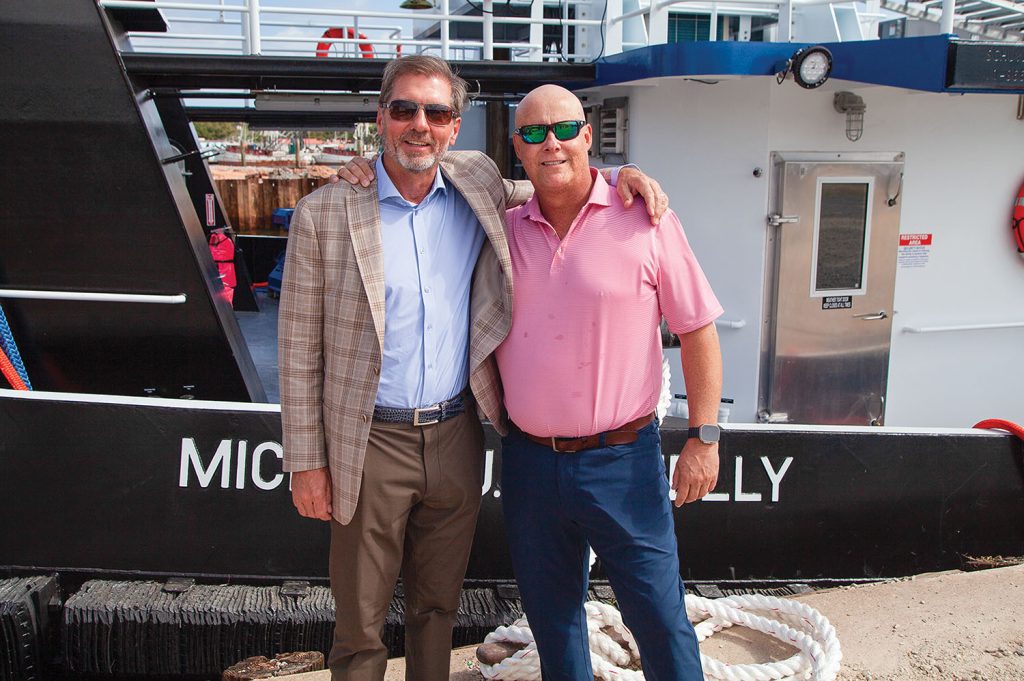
[834,91,866,142]
[775,46,833,89]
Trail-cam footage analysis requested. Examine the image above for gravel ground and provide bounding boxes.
[290,565,1024,681]
[694,565,1024,681]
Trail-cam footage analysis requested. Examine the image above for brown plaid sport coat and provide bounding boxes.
[278,150,533,525]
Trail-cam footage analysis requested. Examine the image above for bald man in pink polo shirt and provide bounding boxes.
[494,85,723,681]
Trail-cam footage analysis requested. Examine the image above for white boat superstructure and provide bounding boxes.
[104,0,1024,60]
[31,2,1024,430]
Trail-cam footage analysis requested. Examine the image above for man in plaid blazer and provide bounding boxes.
[280,55,666,681]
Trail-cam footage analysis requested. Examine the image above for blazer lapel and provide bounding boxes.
[346,184,386,353]
[443,168,512,275]
[441,160,514,373]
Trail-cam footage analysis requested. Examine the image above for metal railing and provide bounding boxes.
[99,0,1013,61]
[0,289,188,304]
[902,321,1024,334]
[92,0,847,62]
[100,0,603,61]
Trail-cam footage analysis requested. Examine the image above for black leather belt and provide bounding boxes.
[373,395,466,426]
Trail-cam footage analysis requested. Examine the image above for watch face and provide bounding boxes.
[698,424,721,444]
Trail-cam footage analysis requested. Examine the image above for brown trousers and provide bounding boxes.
[328,409,484,681]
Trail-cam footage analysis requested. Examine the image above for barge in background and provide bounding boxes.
[1,0,1022,678]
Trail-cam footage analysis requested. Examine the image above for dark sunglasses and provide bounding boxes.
[383,99,458,126]
[513,120,587,144]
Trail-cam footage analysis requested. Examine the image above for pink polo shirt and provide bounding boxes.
[495,169,723,437]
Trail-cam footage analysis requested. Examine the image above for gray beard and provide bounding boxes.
[392,145,441,172]
[381,121,447,173]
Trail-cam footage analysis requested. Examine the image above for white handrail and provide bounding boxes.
[248,0,261,54]
[280,35,543,49]
[170,18,407,31]
[659,0,782,8]
[613,0,785,24]
[715,318,747,329]
[127,32,245,41]
[902,321,1024,334]
[441,0,451,58]
[609,5,654,23]
[941,0,957,33]
[484,0,494,60]
[0,290,188,304]
[104,0,869,60]
[100,0,248,12]
[101,0,605,59]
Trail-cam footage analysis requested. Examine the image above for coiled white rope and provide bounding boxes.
[477,595,842,681]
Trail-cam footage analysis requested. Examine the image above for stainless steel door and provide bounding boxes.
[760,153,904,425]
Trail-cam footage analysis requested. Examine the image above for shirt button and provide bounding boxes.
[361,414,368,423]
[373,365,380,375]
[424,287,431,294]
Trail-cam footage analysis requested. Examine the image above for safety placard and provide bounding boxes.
[821,295,853,310]
[898,232,932,268]
[205,193,216,227]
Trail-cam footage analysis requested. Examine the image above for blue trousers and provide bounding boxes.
[501,422,704,681]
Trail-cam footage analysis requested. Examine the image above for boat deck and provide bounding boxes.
[235,289,280,403]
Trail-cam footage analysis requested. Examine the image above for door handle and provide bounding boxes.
[767,214,799,227]
[870,394,885,426]
[854,310,888,320]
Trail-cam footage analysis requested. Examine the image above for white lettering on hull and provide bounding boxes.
[252,442,285,490]
[179,438,285,491]
[483,449,496,496]
[178,442,784,504]
[667,455,794,503]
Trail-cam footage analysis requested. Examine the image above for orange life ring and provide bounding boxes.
[315,27,374,58]
[1013,178,1024,254]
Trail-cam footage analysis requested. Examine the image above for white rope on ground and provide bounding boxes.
[477,594,842,681]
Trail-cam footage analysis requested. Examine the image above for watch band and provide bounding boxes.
[687,424,721,444]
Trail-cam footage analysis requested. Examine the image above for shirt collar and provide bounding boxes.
[376,155,448,206]
[522,167,612,224]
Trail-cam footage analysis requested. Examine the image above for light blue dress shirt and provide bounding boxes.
[374,156,485,409]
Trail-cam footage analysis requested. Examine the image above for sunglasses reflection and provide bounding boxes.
[384,100,458,126]
[514,120,587,144]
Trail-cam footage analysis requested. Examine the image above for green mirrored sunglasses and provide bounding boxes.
[513,120,587,144]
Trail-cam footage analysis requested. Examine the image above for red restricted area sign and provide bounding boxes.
[899,233,932,246]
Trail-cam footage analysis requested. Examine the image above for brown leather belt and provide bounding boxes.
[521,413,655,453]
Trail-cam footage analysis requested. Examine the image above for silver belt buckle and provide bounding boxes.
[413,404,441,426]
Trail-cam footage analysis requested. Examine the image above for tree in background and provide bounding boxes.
[194,121,239,140]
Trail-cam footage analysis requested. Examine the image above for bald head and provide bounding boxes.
[515,85,585,127]
[512,84,593,212]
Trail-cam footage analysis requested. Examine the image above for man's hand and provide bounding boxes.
[673,322,722,505]
[291,467,333,521]
[330,156,375,187]
[672,441,719,506]
[617,166,669,226]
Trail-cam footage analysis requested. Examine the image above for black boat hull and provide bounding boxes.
[3,390,1021,584]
